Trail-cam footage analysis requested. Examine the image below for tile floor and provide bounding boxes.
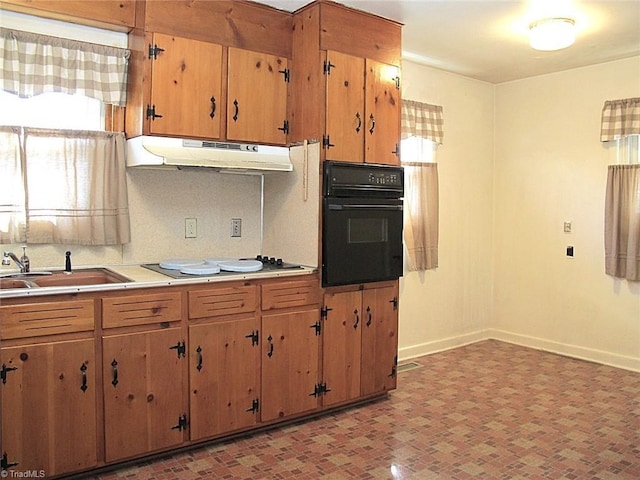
[92,340,640,479]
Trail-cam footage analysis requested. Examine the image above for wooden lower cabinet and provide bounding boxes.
[261,308,320,421]
[360,284,399,396]
[102,328,186,462]
[188,316,260,440]
[321,290,363,406]
[322,282,399,406]
[0,274,399,476]
[1,338,97,476]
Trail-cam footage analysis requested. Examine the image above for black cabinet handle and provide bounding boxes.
[210,96,216,119]
[369,113,376,134]
[196,346,203,371]
[366,306,372,327]
[233,99,239,122]
[111,359,118,387]
[267,335,274,358]
[353,309,360,330]
[355,112,362,133]
[80,362,88,392]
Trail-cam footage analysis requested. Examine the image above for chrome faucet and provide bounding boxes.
[2,246,30,273]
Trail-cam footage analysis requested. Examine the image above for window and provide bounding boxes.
[0,23,131,245]
[400,100,443,271]
[601,97,640,281]
[0,90,104,130]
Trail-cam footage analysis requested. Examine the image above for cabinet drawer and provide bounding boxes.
[189,285,257,319]
[261,279,321,311]
[0,300,95,339]
[102,292,182,328]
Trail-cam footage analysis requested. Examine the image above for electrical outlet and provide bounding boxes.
[566,246,574,258]
[564,221,572,233]
[231,218,242,237]
[185,218,197,238]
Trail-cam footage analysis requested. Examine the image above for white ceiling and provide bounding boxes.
[254,0,640,84]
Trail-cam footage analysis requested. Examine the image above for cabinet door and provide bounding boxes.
[227,47,288,144]
[261,309,320,421]
[364,59,401,166]
[361,284,399,396]
[1,339,97,476]
[325,50,365,162]
[322,291,362,406]
[189,317,260,440]
[102,328,186,462]
[149,33,223,139]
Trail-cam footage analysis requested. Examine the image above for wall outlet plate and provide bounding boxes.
[185,218,197,238]
[231,218,242,237]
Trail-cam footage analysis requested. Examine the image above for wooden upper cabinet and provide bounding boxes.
[364,59,401,166]
[324,51,400,165]
[227,47,288,145]
[325,50,365,163]
[147,33,223,139]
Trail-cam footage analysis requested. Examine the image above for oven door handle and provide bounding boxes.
[327,204,403,211]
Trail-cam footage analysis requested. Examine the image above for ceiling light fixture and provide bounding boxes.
[529,17,576,51]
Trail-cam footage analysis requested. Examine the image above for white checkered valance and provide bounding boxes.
[601,97,640,142]
[0,28,130,106]
[401,99,444,145]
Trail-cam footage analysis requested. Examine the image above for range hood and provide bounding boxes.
[126,136,293,172]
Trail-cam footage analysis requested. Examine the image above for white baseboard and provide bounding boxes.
[398,329,489,362]
[398,329,640,373]
[487,329,640,373]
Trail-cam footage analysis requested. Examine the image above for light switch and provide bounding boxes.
[564,221,572,233]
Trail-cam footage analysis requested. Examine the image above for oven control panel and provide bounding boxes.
[324,161,404,198]
[368,171,401,186]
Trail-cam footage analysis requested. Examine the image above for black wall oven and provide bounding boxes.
[322,161,404,287]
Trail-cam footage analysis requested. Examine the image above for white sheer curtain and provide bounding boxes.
[24,128,130,245]
[605,165,640,281]
[0,126,26,243]
[0,128,130,245]
[601,97,640,281]
[400,100,443,271]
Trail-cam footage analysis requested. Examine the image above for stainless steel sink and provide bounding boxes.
[0,278,36,289]
[0,268,131,289]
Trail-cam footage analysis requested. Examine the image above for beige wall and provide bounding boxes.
[399,56,640,372]
[398,61,496,359]
[493,57,640,371]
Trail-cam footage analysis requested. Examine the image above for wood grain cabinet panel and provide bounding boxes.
[360,284,399,396]
[1,0,135,29]
[0,300,94,339]
[188,317,260,440]
[261,278,321,311]
[102,291,182,328]
[189,285,257,319]
[227,47,289,145]
[147,33,223,139]
[1,339,97,477]
[102,328,186,462]
[321,290,362,407]
[261,308,320,422]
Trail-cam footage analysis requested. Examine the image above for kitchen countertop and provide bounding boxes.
[0,263,318,299]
